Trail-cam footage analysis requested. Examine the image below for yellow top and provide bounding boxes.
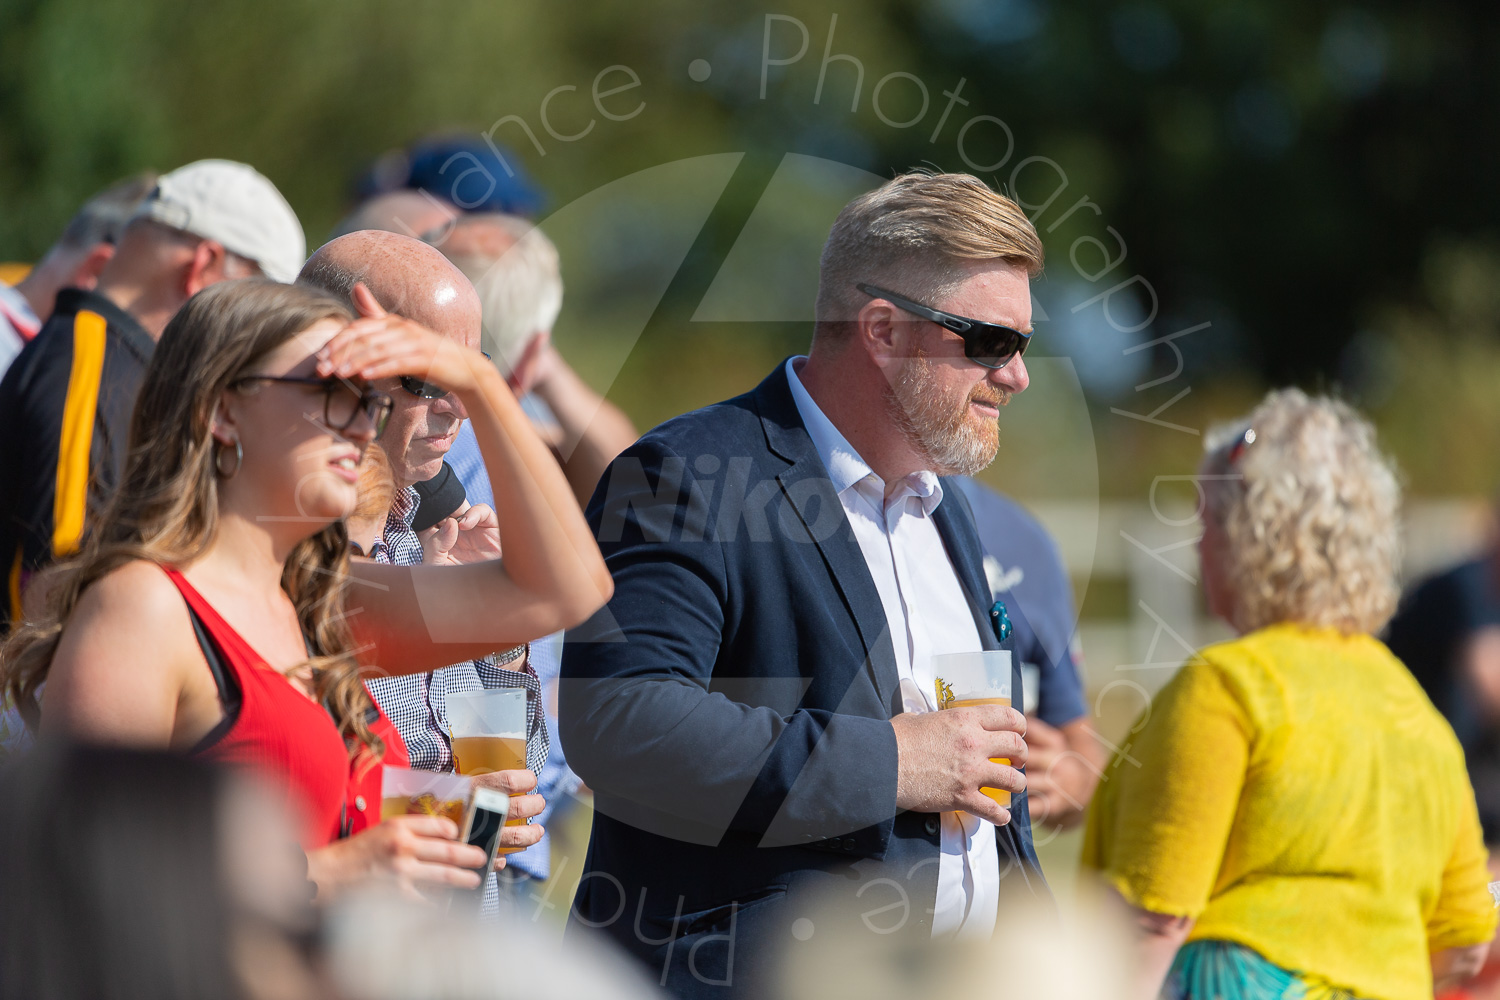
[1081,623,1496,1000]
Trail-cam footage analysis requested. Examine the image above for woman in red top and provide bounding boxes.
[1,277,612,898]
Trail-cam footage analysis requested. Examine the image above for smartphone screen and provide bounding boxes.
[462,786,510,884]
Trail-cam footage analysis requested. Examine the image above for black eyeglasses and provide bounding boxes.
[230,375,394,437]
[856,283,1032,370]
[399,351,492,400]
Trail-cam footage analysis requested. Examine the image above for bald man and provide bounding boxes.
[300,232,548,909]
[302,231,477,488]
[330,190,458,244]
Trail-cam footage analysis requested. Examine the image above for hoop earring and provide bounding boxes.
[215,439,243,479]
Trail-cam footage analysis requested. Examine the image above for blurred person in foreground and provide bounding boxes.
[0,172,157,376]
[0,159,305,631]
[774,890,1127,1000]
[301,232,560,909]
[433,212,638,509]
[1081,389,1497,1000]
[0,278,611,900]
[561,170,1046,997]
[0,742,323,1000]
[953,475,1106,829]
[326,890,661,1000]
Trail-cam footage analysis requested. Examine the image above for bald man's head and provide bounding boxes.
[299,230,483,488]
[331,190,458,241]
[300,230,481,346]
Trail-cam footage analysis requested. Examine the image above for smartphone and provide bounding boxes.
[460,786,510,886]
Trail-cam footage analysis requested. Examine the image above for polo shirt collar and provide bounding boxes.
[52,287,155,364]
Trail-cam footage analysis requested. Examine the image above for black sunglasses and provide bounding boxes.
[399,351,493,400]
[399,375,447,399]
[856,283,1032,369]
[230,375,393,437]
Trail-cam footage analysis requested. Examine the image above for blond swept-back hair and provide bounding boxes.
[432,213,562,378]
[1202,389,1402,636]
[814,169,1043,341]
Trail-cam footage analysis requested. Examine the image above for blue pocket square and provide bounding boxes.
[989,600,1013,644]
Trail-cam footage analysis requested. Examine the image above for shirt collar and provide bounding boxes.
[390,485,420,531]
[783,357,945,516]
[369,486,421,565]
[51,288,155,365]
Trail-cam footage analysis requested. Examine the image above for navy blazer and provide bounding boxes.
[560,362,1048,998]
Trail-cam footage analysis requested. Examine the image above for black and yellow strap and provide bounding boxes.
[52,310,107,559]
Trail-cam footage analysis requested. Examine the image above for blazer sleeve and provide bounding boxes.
[559,435,900,850]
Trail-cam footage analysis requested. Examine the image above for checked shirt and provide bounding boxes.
[364,486,548,776]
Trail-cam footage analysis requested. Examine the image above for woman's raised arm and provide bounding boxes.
[318,284,611,676]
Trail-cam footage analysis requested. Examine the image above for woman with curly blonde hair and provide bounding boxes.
[1083,389,1496,1000]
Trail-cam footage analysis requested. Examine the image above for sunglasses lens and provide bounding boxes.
[400,375,447,399]
[966,326,1026,368]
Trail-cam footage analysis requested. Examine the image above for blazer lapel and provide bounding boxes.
[932,486,1000,651]
[754,363,901,710]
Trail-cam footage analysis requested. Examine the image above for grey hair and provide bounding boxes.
[297,251,414,317]
[58,173,159,249]
[298,252,367,302]
[432,214,562,378]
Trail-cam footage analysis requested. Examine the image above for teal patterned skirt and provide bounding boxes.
[1163,941,1364,1000]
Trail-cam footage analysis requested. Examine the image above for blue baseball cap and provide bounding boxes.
[357,136,545,217]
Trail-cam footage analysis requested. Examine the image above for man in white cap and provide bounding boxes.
[0,159,305,628]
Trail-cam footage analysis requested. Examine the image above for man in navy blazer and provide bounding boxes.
[560,171,1049,997]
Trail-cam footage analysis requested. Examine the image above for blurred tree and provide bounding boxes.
[1,0,1496,495]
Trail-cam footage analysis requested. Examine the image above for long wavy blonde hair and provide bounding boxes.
[2,278,382,759]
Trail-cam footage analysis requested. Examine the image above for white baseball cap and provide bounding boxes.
[135,159,306,282]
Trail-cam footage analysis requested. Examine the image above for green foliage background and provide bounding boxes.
[3,0,1499,500]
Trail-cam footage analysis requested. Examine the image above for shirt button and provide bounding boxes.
[354,795,367,812]
[924,816,939,836]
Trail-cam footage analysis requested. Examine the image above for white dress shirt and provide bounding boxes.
[785,358,999,939]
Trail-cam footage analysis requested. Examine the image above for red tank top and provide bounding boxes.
[162,567,407,848]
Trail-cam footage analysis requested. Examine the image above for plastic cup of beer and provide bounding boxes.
[447,688,528,853]
[930,650,1014,809]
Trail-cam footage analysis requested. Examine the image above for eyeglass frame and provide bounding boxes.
[855,282,1032,370]
[228,374,394,438]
